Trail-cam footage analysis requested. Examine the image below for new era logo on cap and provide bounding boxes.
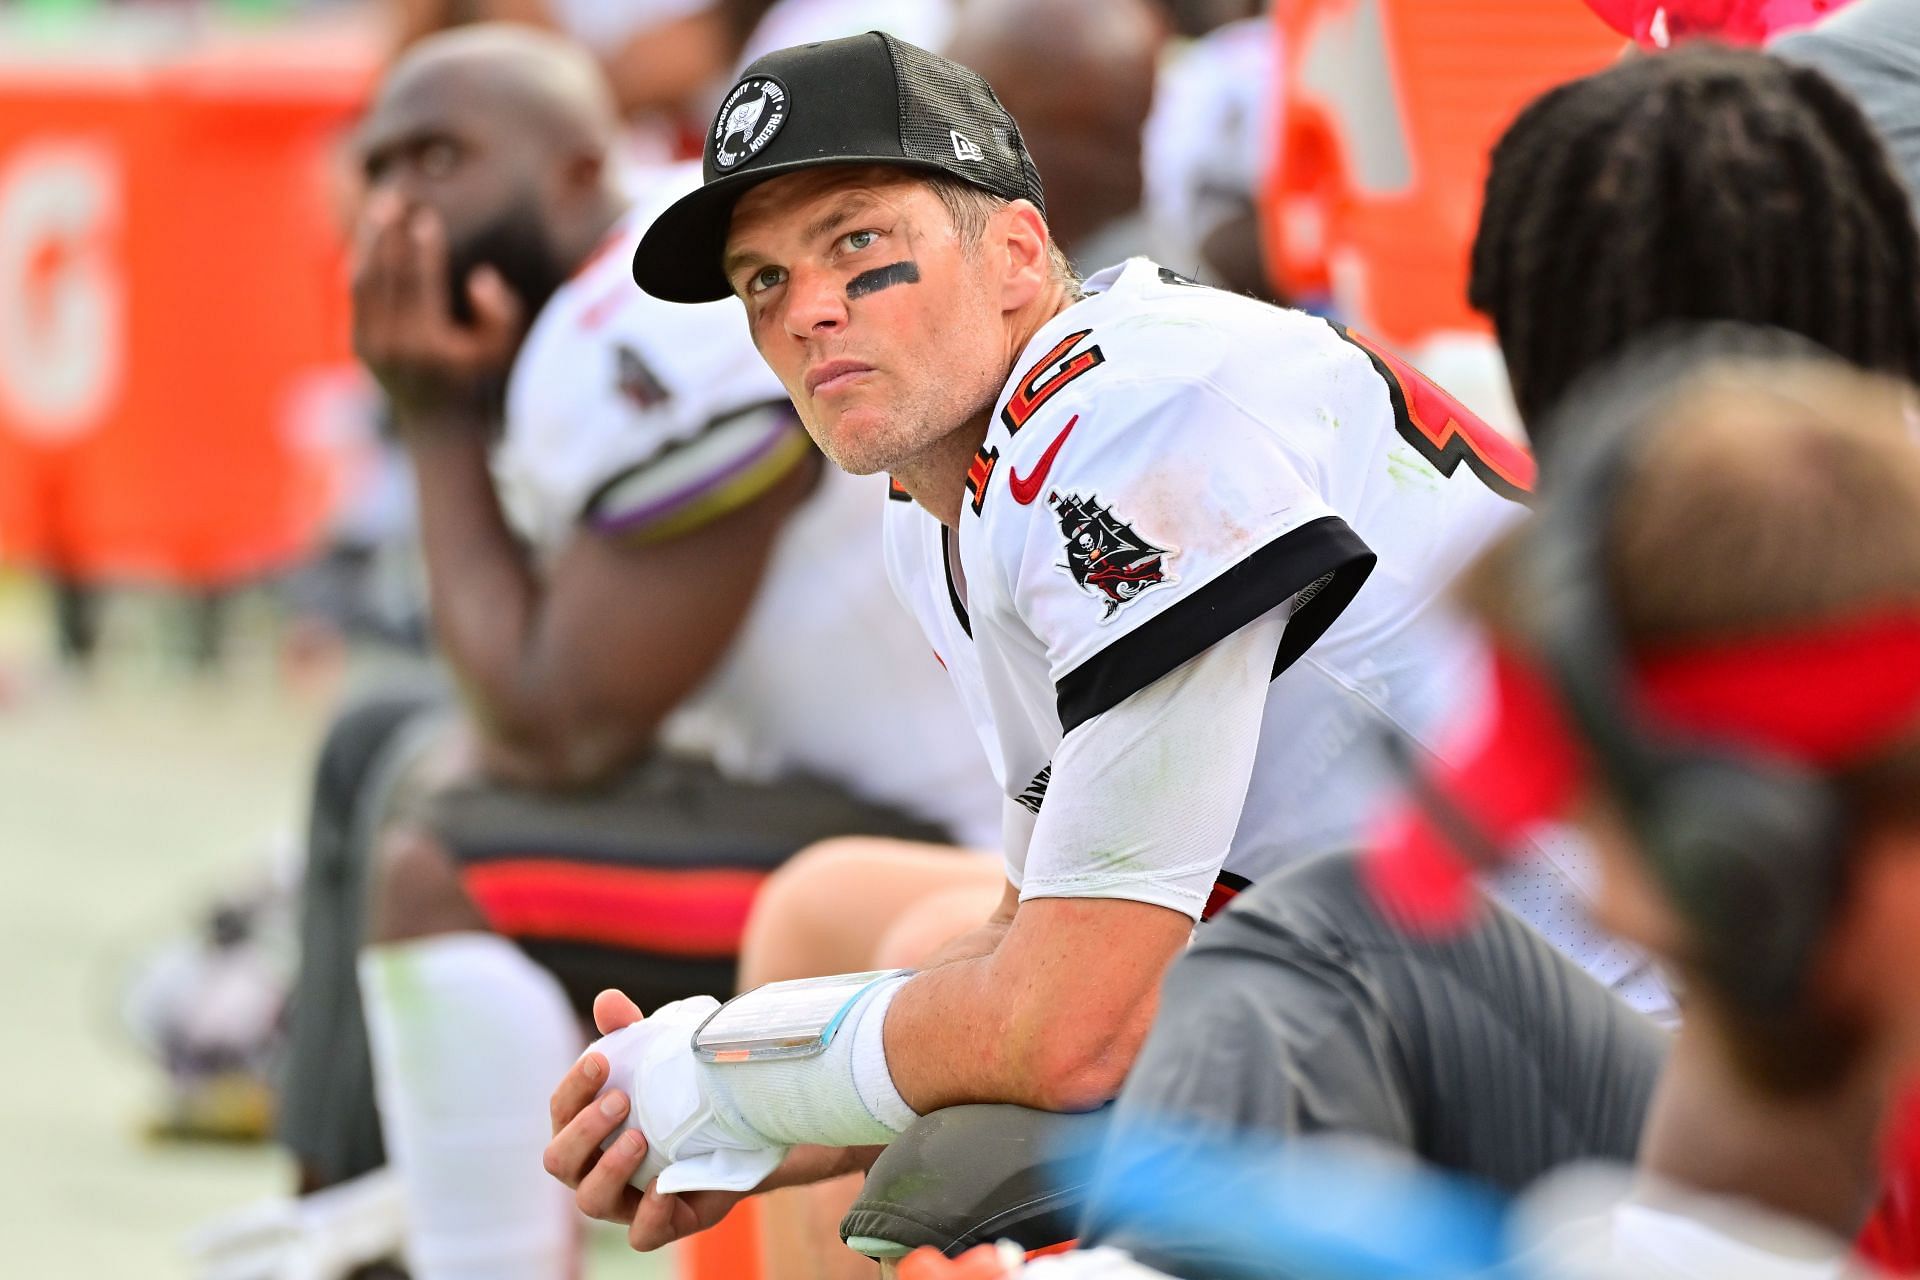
[950,129,985,163]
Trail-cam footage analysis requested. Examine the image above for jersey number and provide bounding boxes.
[1332,324,1535,502]
[1002,329,1104,432]
[965,445,999,516]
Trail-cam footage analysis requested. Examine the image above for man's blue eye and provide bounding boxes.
[844,230,877,251]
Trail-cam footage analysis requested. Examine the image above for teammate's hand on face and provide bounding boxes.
[350,191,524,426]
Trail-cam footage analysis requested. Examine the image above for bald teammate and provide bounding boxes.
[260,26,994,1280]
[945,0,1166,271]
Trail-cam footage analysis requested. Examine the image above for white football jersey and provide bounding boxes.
[494,170,1000,847]
[884,258,1535,903]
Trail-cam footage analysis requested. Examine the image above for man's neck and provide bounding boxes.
[1638,1018,1888,1240]
[896,279,1082,527]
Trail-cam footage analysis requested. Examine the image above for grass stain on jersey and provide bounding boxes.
[1385,444,1441,492]
[1087,847,1145,874]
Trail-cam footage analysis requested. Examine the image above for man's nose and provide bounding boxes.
[783,265,848,340]
[358,183,417,231]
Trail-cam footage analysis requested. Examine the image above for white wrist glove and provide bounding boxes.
[586,997,787,1195]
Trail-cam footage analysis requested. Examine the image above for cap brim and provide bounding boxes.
[631,155,995,304]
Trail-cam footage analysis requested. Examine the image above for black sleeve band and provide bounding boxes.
[1054,515,1375,734]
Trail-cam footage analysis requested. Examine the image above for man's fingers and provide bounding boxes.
[372,201,421,313]
[542,1085,628,1188]
[627,1180,696,1253]
[407,207,452,322]
[593,988,645,1035]
[466,265,525,334]
[573,1127,647,1223]
[351,197,410,351]
[548,1051,608,1134]
[349,189,403,281]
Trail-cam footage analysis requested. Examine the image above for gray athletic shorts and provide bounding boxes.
[1082,852,1669,1273]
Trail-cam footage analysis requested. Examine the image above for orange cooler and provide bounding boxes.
[0,20,376,584]
[1264,0,1625,347]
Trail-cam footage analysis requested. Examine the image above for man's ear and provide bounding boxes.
[1580,791,1696,962]
[995,199,1053,312]
[1815,823,1920,1018]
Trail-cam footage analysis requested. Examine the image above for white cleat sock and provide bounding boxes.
[359,934,583,1280]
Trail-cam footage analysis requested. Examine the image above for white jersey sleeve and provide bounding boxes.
[1019,608,1287,917]
[493,179,801,558]
[970,310,1375,738]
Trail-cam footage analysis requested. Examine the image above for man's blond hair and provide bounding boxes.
[925,175,1081,295]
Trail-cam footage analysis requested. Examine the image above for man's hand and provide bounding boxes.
[545,990,880,1253]
[544,991,750,1251]
[350,191,524,425]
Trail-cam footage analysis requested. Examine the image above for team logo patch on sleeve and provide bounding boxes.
[615,344,671,411]
[1050,491,1175,620]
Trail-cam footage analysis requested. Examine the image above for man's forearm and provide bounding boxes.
[877,896,1187,1117]
[918,919,1011,971]
[760,1143,883,1194]
[404,429,566,773]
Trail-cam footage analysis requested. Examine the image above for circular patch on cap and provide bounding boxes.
[712,76,790,172]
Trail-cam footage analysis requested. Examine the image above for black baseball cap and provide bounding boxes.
[631,31,1047,304]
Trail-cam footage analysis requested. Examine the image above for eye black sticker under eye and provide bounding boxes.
[847,260,920,300]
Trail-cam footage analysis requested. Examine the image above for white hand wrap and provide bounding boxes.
[588,976,920,1196]
[588,998,786,1195]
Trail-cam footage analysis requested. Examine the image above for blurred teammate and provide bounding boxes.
[1420,342,1920,1278]
[945,0,1167,272]
[1142,6,1279,298]
[1467,45,1920,429]
[256,25,997,1280]
[546,0,954,132]
[534,31,1637,1271]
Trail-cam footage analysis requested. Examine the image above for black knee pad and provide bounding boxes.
[840,1105,1110,1260]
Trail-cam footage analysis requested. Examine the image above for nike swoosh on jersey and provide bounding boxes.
[1009,415,1079,505]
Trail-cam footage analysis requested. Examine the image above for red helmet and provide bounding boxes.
[1582,0,1855,46]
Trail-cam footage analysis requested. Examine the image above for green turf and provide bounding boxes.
[0,581,672,1278]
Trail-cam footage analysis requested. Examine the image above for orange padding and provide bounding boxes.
[461,860,767,957]
[900,1245,1016,1279]
[680,1195,762,1280]
[897,1239,1081,1278]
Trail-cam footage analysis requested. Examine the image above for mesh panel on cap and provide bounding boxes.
[884,35,1047,215]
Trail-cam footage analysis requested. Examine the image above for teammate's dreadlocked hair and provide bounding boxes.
[1469,44,1920,431]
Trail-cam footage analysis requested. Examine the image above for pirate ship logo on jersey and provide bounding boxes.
[1050,491,1175,619]
[712,76,789,171]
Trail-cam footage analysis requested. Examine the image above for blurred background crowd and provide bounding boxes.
[3,0,1916,1278]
